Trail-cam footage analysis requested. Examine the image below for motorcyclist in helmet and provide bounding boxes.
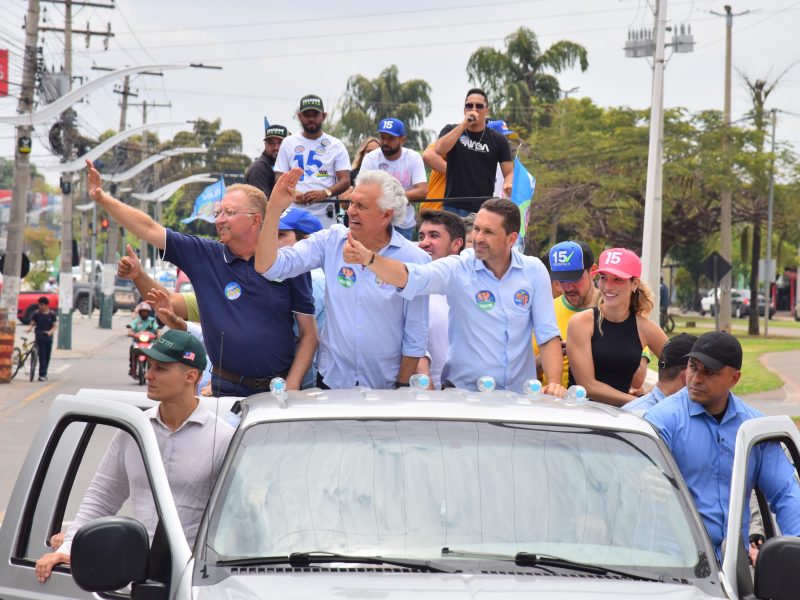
[128,302,159,377]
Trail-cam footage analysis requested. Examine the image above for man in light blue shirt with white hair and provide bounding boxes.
[256,168,429,390]
[342,197,564,395]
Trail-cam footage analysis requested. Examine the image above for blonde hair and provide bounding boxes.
[225,183,267,218]
[352,137,380,170]
[596,279,654,335]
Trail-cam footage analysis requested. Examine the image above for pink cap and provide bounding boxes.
[591,248,642,279]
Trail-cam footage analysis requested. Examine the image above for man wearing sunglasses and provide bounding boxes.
[434,88,513,216]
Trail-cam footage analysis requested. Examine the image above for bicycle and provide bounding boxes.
[660,308,676,333]
[11,336,38,382]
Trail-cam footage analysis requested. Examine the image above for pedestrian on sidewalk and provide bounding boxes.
[27,296,57,381]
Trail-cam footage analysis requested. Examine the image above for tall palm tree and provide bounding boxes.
[467,27,588,128]
[336,65,432,150]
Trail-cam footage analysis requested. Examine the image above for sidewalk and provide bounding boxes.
[742,350,800,417]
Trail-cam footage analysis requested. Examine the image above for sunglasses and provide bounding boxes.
[464,103,486,110]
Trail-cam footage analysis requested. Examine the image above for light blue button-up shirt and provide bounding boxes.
[400,248,559,392]
[645,387,800,561]
[264,225,430,389]
[623,384,665,413]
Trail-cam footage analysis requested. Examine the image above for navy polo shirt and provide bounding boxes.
[163,229,314,378]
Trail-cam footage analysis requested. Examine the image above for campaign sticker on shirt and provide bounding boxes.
[514,289,531,307]
[294,145,305,154]
[337,266,356,288]
[374,275,394,289]
[378,162,389,170]
[320,138,331,147]
[224,281,242,301]
[475,290,496,311]
[316,146,327,155]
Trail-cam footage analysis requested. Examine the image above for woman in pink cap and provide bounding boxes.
[566,247,667,406]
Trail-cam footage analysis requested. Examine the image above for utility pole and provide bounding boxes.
[40,0,115,346]
[640,0,667,324]
[0,0,40,383]
[711,4,750,332]
[624,0,694,325]
[764,108,777,337]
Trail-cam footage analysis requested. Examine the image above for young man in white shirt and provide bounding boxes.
[34,330,234,583]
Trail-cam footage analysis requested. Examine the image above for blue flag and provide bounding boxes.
[181,178,225,224]
[510,157,535,249]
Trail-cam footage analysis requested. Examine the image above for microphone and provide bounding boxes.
[467,115,476,123]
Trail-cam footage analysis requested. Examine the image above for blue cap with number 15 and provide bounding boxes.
[377,118,406,137]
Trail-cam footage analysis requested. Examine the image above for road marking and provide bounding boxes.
[0,381,58,421]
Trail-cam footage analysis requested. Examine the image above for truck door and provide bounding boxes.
[0,394,189,600]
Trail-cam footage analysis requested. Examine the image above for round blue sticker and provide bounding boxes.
[224,281,242,301]
[514,289,531,307]
[337,266,357,288]
[475,290,496,311]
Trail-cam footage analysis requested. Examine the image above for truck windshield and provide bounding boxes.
[206,419,704,575]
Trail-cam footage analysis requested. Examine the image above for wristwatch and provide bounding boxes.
[324,188,332,198]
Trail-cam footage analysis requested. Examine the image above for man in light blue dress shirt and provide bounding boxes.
[645,331,800,562]
[624,333,696,413]
[256,168,429,389]
[342,197,565,395]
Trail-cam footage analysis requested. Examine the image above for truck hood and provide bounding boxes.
[195,571,718,600]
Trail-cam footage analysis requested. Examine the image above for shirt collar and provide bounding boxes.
[147,400,208,431]
[687,390,745,423]
[222,243,254,264]
[474,248,522,275]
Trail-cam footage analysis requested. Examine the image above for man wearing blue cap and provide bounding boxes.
[487,120,522,199]
[359,117,428,240]
[34,329,234,582]
[277,207,327,389]
[532,240,598,388]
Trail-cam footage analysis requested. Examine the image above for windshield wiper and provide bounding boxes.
[218,551,452,573]
[441,547,662,582]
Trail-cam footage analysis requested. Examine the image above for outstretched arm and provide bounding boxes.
[255,168,303,274]
[342,233,410,289]
[86,160,166,249]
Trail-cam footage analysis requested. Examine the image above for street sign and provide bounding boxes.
[701,251,731,284]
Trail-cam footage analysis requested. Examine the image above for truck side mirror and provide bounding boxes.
[754,536,800,600]
[71,516,149,592]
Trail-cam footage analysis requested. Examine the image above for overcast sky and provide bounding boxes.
[1,0,799,186]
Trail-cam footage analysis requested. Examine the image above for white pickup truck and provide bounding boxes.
[1,386,799,600]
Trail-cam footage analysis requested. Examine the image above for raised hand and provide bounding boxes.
[146,288,171,314]
[86,159,104,202]
[117,244,141,280]
[343,232,372,265]
[269,167,303,212]
[543,382,567,398]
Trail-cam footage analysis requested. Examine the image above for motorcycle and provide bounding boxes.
[129,330,157,385]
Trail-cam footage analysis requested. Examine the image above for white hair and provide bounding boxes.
[355,170,408,226]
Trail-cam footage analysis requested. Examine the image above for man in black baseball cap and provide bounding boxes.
[624,332,697,413]
[645,330,800,562]
[245,123,291,197]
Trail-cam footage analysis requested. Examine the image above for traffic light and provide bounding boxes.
[101,218,109,233]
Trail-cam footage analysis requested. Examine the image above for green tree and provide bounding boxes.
[467,27,588,131]
[335,65,432,150]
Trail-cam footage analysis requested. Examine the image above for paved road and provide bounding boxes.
[0,312,138,516]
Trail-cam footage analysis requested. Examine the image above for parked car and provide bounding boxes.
[73,274,140,315]
[1,386,799,599]
[733,290,775,319]
[699,288,745,316]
